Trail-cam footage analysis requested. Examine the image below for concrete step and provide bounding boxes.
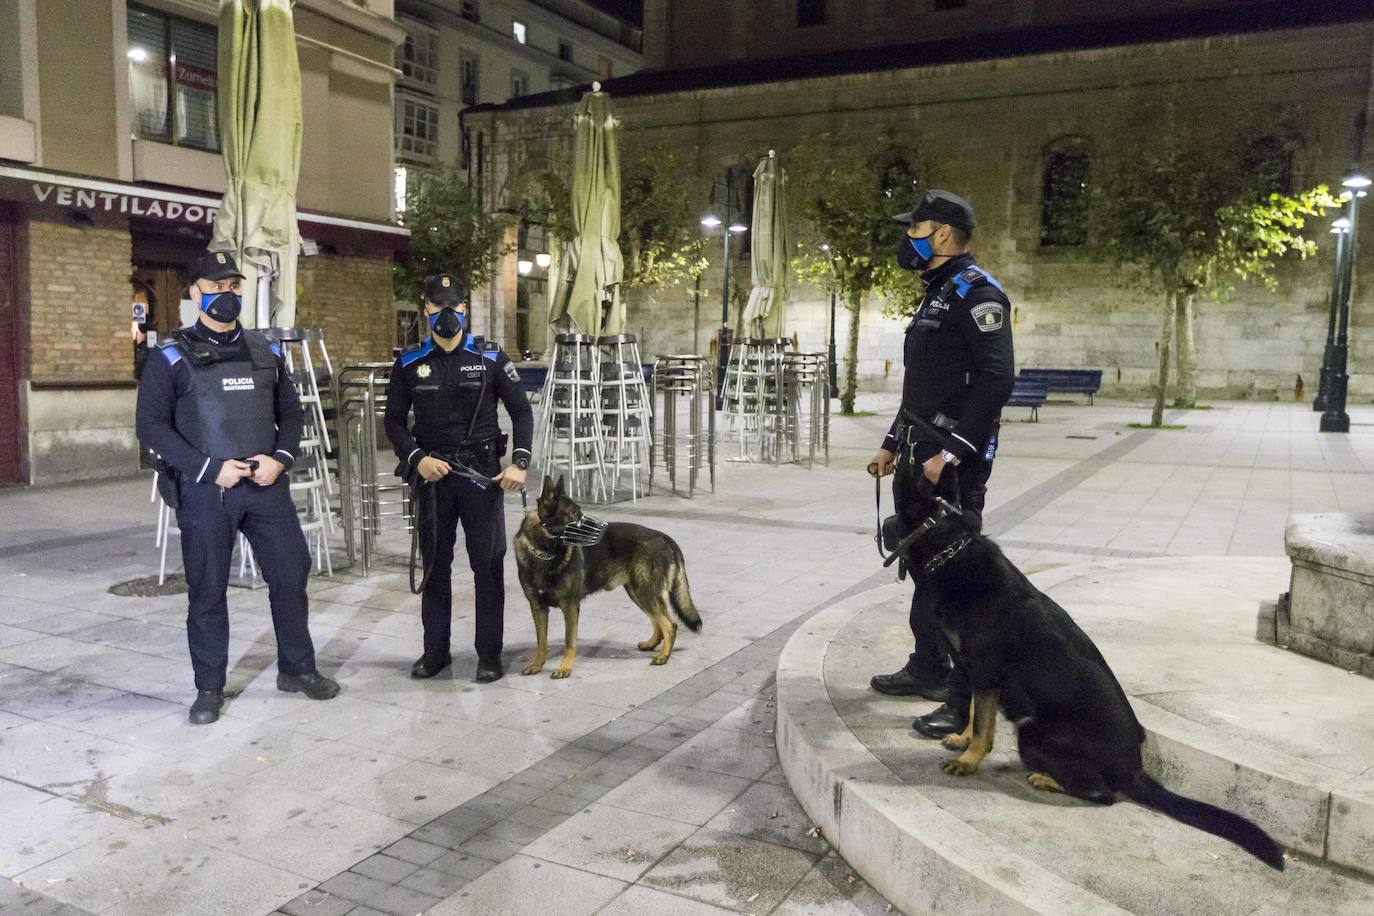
[776,557,1374,916]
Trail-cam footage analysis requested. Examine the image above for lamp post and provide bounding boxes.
[1321,170,1369,434]
[702,167,748,408]
[1314,219,1349,411]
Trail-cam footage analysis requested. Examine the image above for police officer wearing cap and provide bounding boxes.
[384,273,533,683]
[866,190,1014,740]
[135,251,341,725]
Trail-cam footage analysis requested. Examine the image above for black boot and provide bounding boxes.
[912,702,967,739]
[411,655,453,679]
[870,667,949,702]
[189,689,223,725]
[475,657,504,684]
[276,670,341,700]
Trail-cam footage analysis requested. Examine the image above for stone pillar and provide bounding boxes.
[1284,513,1374,679]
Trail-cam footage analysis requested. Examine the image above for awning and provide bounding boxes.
[0,164,409,255]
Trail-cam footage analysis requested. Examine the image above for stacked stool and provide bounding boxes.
[651,354,715,497]
[598,334,652,501]
[536,334,608,502]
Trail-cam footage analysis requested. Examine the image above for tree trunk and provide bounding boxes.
[1151,290,1175,428]
[1172,291,1197,409]
[841,292,863,415]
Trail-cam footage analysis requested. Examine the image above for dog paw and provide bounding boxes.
[636,641,657,651]
[649,656,669,666]
[521,663,544,676]
[941,733,971,751]
[940,756,980,777]
[551,668,572,679]
[1027,773,1063,793]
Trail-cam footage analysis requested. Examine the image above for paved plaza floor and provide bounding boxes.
[2,395,1373,915]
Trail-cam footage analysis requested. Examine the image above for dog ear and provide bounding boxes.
[540,475,555,498]
[554,475,566,498]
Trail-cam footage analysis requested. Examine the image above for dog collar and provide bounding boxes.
[924,536,972,575]
[524,541,563,561]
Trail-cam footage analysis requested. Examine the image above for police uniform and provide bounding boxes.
[134,251,337,724]
[878,191,1015,736]
[384,274,534,681]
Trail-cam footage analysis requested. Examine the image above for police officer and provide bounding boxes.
[135,251,340,725]
[384,273,533,684]
[866,190,1014,740]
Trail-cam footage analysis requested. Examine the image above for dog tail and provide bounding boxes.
[1124,771,1284,870]
[667,543,703,632]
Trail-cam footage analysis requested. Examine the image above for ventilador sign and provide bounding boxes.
[28,183,219,225]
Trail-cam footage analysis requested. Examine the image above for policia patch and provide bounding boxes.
[970,302,1003,333]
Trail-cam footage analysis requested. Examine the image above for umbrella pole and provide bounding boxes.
[257,273,271,329]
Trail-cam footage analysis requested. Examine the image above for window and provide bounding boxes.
[127,5,219,152]
[512,20,527,44]
[460,0,480,22]
[460,53,480,106]
[559,40,574,62]
[395,93,439,160]
[797,0,826,27]
[1039,139,1091,247]
[511,69,529,98]
[598,56,613,80]
[398,22,438,86]
[1245,136,1295,197]
[933,0,968,9]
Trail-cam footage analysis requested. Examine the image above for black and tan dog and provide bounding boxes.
[894,475,1285,870]
[514,476,702,679]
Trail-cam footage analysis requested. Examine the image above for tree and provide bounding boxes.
[1092,127,1335,425]
[394,166,507,305]
[790,133,931,414]
[618,142,710,292]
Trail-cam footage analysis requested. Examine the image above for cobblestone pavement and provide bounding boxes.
[2,396,1372,915]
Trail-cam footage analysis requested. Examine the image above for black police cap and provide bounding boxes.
[424,273,466,304]
[893,189,976,233]
[186,250,246,284]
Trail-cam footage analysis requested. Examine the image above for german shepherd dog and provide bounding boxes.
[514,476,703,679]
[894,472,1285,870]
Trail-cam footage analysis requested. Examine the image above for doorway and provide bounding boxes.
[0,204,22,484]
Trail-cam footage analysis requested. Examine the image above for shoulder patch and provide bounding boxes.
[952,265,1004,299]
[504,362,520,382]
[160,342,184,367]
[268,341,283,357]
[970,301,1004,333]
[399,338,434,368]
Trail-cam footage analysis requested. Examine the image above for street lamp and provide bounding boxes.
[1315,218,1350,411]
[535,252,552,270]
[704,167,748,408]
[1320,171,1368,433]
[517,259,533,276]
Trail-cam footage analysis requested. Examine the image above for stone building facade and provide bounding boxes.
[0,0,408,485]
[467,4,1374,402]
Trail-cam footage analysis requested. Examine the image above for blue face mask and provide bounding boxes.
[429,306,465,339]
[897,233,937,272]
[200,290,242,323]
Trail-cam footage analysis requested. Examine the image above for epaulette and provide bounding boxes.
[952,265,1004,298]
[464,335,500,361]
[399,338,434,368]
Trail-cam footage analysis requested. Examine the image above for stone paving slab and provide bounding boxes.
[5,398,1374,914]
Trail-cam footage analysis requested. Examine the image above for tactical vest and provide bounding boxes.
[160,329,279,459]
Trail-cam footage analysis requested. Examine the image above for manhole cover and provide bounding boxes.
[109,574,188,597]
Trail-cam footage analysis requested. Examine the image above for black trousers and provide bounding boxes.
[417,473,506,664]
[893,443,993,714]
[177,476,317,691]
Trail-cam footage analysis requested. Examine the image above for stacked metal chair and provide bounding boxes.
[720,337,788,461]
[597,334,652,501]
[337,363,411,577]
[536,334,608,502]
[267,327,336,574]
[650,354,715,497]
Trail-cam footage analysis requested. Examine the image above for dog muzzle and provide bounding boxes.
[545,514,608,547]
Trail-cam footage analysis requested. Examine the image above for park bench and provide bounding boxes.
[1006,377,1048,422]
[1018,368,1103,405]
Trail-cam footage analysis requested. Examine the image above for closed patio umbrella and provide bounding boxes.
[211,0,302,329]
[550,87,624,335]
[740,151,790,339]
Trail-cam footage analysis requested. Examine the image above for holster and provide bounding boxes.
[150,454,181,509]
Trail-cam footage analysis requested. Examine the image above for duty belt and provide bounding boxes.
[898,410,956,450]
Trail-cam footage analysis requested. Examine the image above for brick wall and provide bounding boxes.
[24,219,133,383]
[296,253,397,369]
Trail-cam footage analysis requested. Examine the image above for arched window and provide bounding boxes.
[1244,135,1295,197]
[1039,138,1091,248]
